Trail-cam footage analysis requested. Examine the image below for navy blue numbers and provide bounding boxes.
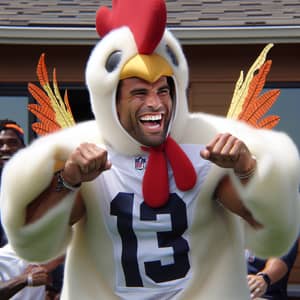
[111,193,190,287]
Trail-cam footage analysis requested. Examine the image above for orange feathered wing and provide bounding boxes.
[227,44,280,129]
[30,45,279,136]
[28,53,76,136]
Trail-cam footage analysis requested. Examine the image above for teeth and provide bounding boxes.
[0,155,11,160]
[140,114,162,121]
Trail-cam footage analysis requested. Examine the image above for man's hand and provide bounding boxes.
[247,274,268,299]
[26,143,111,225]
[62,143,112,186]
[200,133,256,175]
[24,265,50,286]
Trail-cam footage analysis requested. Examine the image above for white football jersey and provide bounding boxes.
[96,144,211,299]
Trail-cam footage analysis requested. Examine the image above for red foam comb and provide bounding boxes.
[96,0,166,54]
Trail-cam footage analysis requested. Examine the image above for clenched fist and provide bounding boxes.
[62,143,112,186]
[200,133,256,175]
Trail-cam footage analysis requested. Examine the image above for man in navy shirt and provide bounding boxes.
[246,239,299,300]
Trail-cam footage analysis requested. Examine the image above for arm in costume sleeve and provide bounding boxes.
[0,121,101,262]
[185,113,300,258]
[231,128,300,258]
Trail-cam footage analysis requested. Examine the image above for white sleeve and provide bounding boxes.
[184,113,300,258]
[0,121,100,262]
[229,128,300,258]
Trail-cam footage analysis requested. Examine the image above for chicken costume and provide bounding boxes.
[1,0,300,299]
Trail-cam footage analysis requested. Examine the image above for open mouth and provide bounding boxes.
[0,155,11,162]
[139,113,163,131]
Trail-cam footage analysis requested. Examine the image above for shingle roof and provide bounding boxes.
[1,0,300,27]
[1,0,300,45]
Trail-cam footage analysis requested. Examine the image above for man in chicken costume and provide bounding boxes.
[1,0,300,299]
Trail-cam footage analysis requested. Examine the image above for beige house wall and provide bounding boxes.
[2,43,300,116]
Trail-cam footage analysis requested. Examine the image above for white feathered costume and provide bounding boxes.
[1,0,300,299]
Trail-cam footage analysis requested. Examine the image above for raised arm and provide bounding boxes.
[25,142,111,226]
[200,133,261,228]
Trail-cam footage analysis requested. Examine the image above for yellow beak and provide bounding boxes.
[120,54,173,83]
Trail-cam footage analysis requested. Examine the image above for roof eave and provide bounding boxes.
[1,25,300,45]
[174,26,300,45]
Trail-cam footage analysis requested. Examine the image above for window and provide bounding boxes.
[0,84,93,144]
[66,87,93,122]
[0,85,31,144]
[265,84,300,152]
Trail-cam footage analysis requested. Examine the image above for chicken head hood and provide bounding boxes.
[85,0,189,155]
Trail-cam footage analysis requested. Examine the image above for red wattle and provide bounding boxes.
[142,136,197,208]
[165,136,197,190]
[142,148,169,208]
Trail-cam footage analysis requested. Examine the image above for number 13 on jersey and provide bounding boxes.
[111,192,191,287]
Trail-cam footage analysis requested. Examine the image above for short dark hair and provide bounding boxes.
[166,76,175,101]
[116,80,123,103]
[0,119,25,145]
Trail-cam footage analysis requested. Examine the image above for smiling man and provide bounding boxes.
[0,119,25,247]
[116,76,173,147]
[0,120,25,173]
[1,1,300,300]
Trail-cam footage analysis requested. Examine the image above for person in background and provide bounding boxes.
[0,243,64,300]
[0,119,25,173]
[0,119,25,247]
[246,239,299,300]
[0,119,65,298]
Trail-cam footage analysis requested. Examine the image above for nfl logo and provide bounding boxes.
[135,156,146,170]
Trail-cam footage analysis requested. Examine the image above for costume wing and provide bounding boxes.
[227,43,280,129]
[28,53,76,136]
